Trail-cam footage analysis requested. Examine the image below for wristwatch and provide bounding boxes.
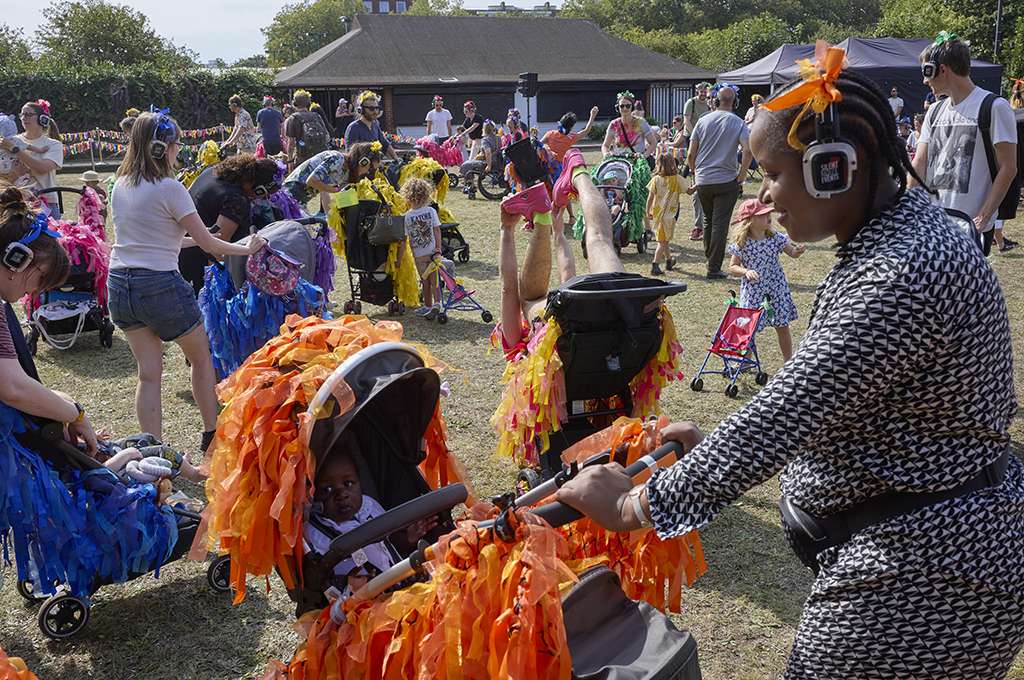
[10,145,20,155]
[70,402,85,425]
[627,484,653,529]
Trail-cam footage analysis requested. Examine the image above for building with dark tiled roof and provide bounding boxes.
[274,14,715,132]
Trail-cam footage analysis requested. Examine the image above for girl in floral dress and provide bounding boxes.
[727,198,804,361]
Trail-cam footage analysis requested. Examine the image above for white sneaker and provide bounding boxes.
[414,306,431,316]
[424,304,441,320]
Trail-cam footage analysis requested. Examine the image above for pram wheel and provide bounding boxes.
[458,247,470,263]
[448,172,459,188]
[515,467,543,494]
[637,229,653,254]
[756,371,769,385]
[16,579,53,602]
[38,592,89,639]
[27,327,38,356]
[99,321,114,348]
[436,313,448,325]
[726,384,739,398]
[354,301,362,314]
[344,300,355,314]
[481,311,493,323]
[207,555,233,594]
[690,377,704,392]
[388,300,397,316]
[478,171,510,200]
[397,301,406,316]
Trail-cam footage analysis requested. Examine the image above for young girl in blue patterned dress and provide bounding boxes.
[727,198,804,361]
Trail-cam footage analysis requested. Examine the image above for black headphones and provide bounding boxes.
[3,212,60,273]
[922,61,939,79]
[711,86,739,111]
[358,155,372,167]
[37,112,50,128]
[801,103,858,198]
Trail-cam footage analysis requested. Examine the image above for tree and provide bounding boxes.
[404,0,470,15]
[34,0,193,67]
[0,24,33,67]
[262,0,370,67]
[871,0,963,42]
[729,13,800,69]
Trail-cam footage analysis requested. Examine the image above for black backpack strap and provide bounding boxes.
[978,92,999,182]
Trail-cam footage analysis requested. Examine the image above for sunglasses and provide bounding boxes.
[618,104,633,110]
[362,105,379,111]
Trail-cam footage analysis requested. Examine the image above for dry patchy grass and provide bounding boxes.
[2,154,1023,679]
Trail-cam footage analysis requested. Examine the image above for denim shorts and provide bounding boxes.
[107,268,203,342]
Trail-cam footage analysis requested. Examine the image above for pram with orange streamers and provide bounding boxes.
[191,315,706,679]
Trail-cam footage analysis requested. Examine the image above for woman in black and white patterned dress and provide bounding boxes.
[557,66,1024,678]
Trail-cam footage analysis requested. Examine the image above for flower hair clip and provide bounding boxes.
[358,90,379,104]
[266,95,275,102]
[231,93,241,100]
[294,89,312,99]
[370,141,382,152]
[616,90,634,101]
[126,108,140,117]
[35,99,50,115]
[933,30,963,45]
[762,40,849,152]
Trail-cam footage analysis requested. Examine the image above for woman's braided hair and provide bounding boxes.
[767,70,932,215]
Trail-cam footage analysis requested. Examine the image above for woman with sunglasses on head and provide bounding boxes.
[178,153,283,295]
[108,112,266,456]
[282,142,381,214]
[0,101,64,218]
[558,45,1024,678]
[601,91,658,165]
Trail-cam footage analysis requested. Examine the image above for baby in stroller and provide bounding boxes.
[306,430,437,601]
[600,168,626,222]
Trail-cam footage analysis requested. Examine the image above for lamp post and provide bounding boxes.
[995,0,1004,58]
[267,49,285,66]
[282,43,300,64]
[340,16,351,35]
[309,32,329,51]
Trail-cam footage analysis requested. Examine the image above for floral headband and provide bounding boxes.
[265,95,275,102]
[273,160,287,186]
[464,101,475,110]
[294,89,312,99]
[358,90,379,105]
[616,90,634,102]
[35,99,50,116]
[762,40,849,152]
[230,93,241,102]
[370,141,382,152]
[933,30,967,45]
[433,95,443,102]
[126,108,140,117]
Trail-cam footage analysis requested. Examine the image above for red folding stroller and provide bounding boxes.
[690,291,772,398]
[429,258,492,325]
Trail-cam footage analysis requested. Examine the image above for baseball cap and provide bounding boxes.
[731,199,774,225]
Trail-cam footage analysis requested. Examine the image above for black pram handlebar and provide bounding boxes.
[549,282,687,302]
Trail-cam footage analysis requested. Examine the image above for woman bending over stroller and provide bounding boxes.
[557,50,1024,679]
[0,187,96,454]
[108,112,266,454]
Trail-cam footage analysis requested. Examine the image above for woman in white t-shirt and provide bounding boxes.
[107,112,265,456]
[0,100,64,218]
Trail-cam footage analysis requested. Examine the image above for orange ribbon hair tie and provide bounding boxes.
[762,41,850,152]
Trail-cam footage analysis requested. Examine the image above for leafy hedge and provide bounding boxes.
[0,62,282,133]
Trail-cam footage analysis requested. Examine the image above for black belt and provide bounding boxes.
[780,449,1010,574]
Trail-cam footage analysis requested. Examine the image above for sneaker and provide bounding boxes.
[324,299,338,310]
[414,306,432,316]
[467,191,476,200]
[999,241,1016,252]
[1003,237,1017,246]
[503,183,552,230]
[553,148,586,208]
[690,228,703,241]
[650,263,664,276]
[424,304,441,320]
[706,270,729,280]
[665,256,676,271]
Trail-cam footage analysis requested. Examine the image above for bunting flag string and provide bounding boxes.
[59,125,232,156]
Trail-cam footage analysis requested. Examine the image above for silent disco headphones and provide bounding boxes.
[711,83,739,110]
[251,180,280,198]
[3,212,60,273]
[150,112,178,160]
[922,61,940,79]
[802,103,858,199]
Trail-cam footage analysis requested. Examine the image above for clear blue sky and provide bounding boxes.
[15,1,510,64]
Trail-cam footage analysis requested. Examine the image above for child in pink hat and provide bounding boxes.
[727,198,805,361]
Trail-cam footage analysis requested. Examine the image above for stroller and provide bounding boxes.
[0,308,227,639]
[427,258,492,325]
[579,157,654,258]
[194,316,703,679]
[337,196,407,316]
[25,187,115,354]
[690,291,771,398]
[200,217,331,377]
[494,272,687,487]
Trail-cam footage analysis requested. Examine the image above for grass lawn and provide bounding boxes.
[2,152,1023,679]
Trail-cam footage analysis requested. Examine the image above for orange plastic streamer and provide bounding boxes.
[555,417,707,613]
[0,646,39,680]
[190,315,472,602]
[269,508,575,680]
[761,41,849,151]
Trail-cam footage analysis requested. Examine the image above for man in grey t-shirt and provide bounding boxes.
[688,85,752,278]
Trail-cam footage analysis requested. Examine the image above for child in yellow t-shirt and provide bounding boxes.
[645,153,690,275]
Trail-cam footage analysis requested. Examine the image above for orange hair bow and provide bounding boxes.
[762,40,850,151]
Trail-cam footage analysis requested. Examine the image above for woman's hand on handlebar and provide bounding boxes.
[554,462,635,532]
[244,234,267,255]
[66,413,99,458]
[660,421,704,452]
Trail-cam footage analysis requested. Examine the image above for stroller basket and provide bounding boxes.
[546,272,687,402]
